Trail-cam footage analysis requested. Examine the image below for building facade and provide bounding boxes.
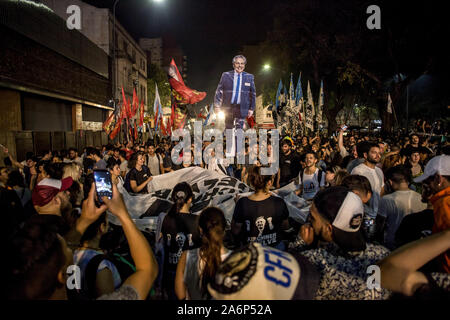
[41,0,148,109]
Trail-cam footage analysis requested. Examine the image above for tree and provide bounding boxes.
[147,63,171,115]
[252,0,448,135]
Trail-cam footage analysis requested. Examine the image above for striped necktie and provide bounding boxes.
[233,73,241,104]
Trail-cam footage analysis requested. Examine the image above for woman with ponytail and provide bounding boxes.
[157,182,201,300]
[231,165,291,250]
[175,207,231,300]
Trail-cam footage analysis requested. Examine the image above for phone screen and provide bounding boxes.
[94,170,113,203]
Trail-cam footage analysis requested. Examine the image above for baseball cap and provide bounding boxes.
[413,155,450,183]
[314,187,366,252]
[32,177,73,207]
[208,242,320,300]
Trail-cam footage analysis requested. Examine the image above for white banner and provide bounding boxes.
[109,167,310,232]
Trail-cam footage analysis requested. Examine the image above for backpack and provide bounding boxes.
[293,168,324,187]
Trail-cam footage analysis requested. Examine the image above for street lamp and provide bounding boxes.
[263,64,271,71]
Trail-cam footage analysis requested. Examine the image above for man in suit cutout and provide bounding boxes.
[214,55,256,130]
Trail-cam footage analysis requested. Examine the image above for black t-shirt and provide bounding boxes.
[128,166,151,194]
[161,213,201,272]
[233,196,289,247]
[279,151,297,186]
[163,151,172,169]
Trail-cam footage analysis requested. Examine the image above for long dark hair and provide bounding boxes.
[198,207,226,295]
[167,182,193,217]
[128,152,141,169]
[248,165,273,191]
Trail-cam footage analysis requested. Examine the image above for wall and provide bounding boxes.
[0,89,22,131]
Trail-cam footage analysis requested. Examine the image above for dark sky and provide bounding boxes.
[83,0,276,101]
[82,0,449,110]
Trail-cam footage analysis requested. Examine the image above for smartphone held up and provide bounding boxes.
[93,169,113,203]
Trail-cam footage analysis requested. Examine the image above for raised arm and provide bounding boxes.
[103,183,158,300]
[64,183,108,249]
[2,147,24,169]
[378,229,450,296]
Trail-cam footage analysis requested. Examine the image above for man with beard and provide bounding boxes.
[351,142,385,240]
[288,187,391,299]
[68,148,83,166]
[29,176,74,236]
[296,152,326,201]
[276,140,298,188]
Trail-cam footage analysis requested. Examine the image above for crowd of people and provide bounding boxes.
[3,125,449,300]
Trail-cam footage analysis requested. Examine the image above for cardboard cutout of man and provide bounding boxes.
[214,55,256,130]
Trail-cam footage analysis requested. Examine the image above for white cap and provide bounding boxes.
[413,155,450,183]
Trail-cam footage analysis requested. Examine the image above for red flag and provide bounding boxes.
[139,100,145,127]
[134,121,138,141]
[154,103,159,131]
[160,117,167,136]
[131,88,138,117]
[168,59,206,105]
[109,109,122,140]
[102,111,115,134]
[109,122,121,140]
[121,87,128,117]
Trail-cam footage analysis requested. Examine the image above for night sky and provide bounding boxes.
[83,0,276,100]
[82,0,449,110]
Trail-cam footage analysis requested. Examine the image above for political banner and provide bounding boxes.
[109,167,310,232]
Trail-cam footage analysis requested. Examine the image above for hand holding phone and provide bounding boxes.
[94,170,113,204]
[341,125,348,131]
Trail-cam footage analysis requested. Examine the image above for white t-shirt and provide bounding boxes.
[378,190,427,249]
[298,168,326,200]
[351,163,385,219]
[120,160,129,174]
[147,154,162,176]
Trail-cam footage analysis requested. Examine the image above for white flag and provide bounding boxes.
[305,81,315,130]
[317,80,324,126]
[387,93,393,114]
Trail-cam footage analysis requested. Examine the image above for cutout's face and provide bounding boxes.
[233,58,246,73]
